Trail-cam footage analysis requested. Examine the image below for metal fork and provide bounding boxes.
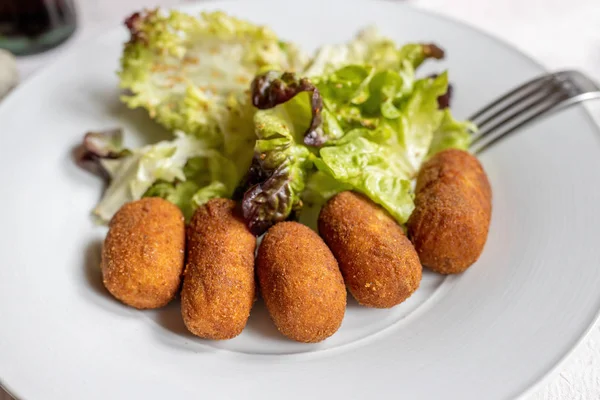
[468,70,600,154]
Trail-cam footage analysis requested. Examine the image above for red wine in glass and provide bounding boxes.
[0,0,77,55]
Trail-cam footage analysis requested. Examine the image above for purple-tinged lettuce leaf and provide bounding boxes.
[73,129,130,180]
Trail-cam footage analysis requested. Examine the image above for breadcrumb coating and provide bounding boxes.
[256,222,346,343]
[181,199,256,340]
[319,192,422,308]
[102,197,185,309]
[407,149,492,274]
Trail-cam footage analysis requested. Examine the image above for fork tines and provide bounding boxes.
[469,70,600,154]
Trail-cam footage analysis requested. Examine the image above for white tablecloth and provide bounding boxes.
[3,0,599,399]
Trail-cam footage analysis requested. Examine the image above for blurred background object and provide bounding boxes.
[0,48,17,98]
[0,0,76,55]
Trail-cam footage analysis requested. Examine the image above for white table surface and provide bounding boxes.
[3,0,599,399]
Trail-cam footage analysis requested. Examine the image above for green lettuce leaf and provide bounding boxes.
[428,109,474,156]
[251,70,329,146]
[106,13,472,231]
[239,89,317,235]
[143,180,201,221]
[237,61,471,230]
[120,9,307,138]
[95,10,312,222]
[316,135,415,223]
[397,43,445,70]
[308,69,471,224]
[93,132,237,222]
[390,72,450,173]
[119,9,306,186]
[304,27,443,77]
[302,171,353,206]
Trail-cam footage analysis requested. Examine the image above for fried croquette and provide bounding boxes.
[318,191,422,308]
[407,149,492,274]
[256,222,346,343]
[181,199,256,340]
[101,197,185,309]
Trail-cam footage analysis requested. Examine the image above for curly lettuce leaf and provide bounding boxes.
[73,129,130,179]
[302,171,352,206]
[361,67,415,118]
[310,68,472,224]
[428,109,474,157]
[120,9,307,135]
[314,62,416,132]
[315,65,373,106]
[93,10,314,222]
[304,27,443,77]
[428,73,454,109]
[108,13,471,230]
[397,43,444,70]
[93,132,237,222]
[239,65,470,229]
[316,135,415,223]
[387,72,450,173]
[251,71,328,146]
[119,9,307,175]
[239,92,316,235]
[142,152,237,220]
[143,180,201,220]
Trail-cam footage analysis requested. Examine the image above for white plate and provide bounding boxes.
[1,1,600,399]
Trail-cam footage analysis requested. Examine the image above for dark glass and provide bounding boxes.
[0,0,76,55]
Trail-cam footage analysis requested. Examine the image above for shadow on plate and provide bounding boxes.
[152,298,195,339]
[83,238,105,296]
[63,82,172,186]
[149,299,230,353]
[150,294,291,352]
[109,106,172,146]
[82,238,286,352]
[242,297,288,342]
[64,88,172,181]
[345,291,361,310]
[88,85,172,145]
[81,239,210,351]
[81,238,138,316]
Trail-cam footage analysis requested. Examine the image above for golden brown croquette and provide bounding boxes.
[256,222,346,343]
[181,199,256,340]
[407,149,492,274]
[101,197,185,309]
[318,191,422,308]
